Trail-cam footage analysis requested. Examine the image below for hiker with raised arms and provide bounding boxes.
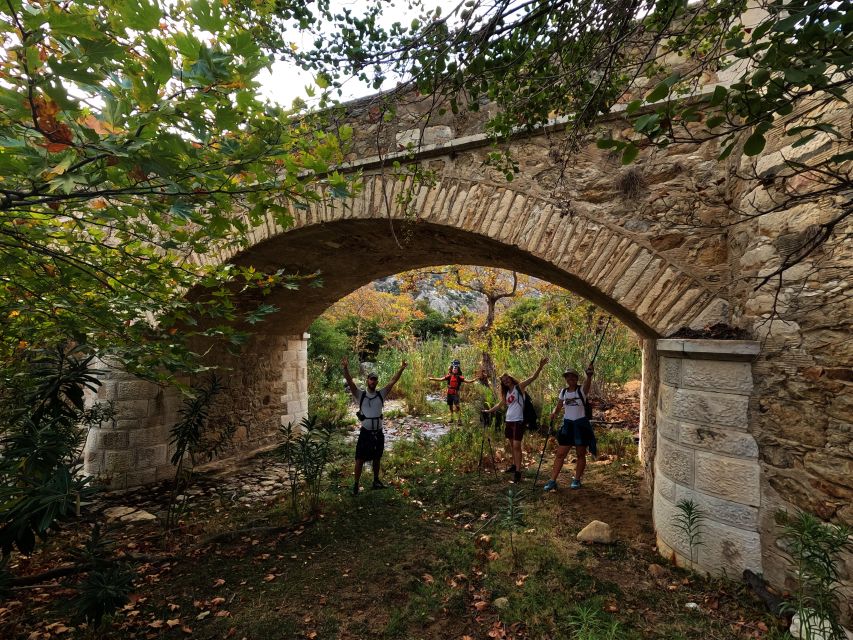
[342,357,408,496]
[427,359,473,423]
[543,365,595,492]
[485,357,549,483]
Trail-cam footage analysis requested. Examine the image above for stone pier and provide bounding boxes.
[652,338,763,576]
[85,333,309,489]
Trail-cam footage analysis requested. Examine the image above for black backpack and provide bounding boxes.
[522,392,538,430]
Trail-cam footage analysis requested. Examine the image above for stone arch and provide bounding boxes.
[85,158,763,582]
[204,172,730,339]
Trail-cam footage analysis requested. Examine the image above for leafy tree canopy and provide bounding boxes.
[0,0,352,377]
[286,0,851,278]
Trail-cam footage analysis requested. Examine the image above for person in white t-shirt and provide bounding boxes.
[485,357,548,483]
[342,357,408,496]
[543,365,595,491]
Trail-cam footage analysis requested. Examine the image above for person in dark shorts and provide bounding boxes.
[544,365,595,491]
[342,357,408,496]
[428,360,472,423]
[485,357,548,483]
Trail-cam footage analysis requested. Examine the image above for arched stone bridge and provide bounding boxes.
[84,82,852,606]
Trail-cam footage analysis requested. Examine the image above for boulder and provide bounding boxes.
[104,506,137,521]
[576,520,613,544]
[121,509,157,523]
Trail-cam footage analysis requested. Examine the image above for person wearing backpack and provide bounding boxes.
[342,357,408,496]
[543,365,595,492]
[428,360,473,423]
[485,357,548,483]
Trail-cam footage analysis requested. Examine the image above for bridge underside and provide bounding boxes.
[231,219,663,338]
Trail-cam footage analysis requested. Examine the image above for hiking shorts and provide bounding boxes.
[355,428,384,461]
[504,420,525,442]
[446,393,460,407]
[557,417,594,448]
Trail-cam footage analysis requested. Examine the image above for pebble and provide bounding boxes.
[685,602,700,611]
[493,597,509,610]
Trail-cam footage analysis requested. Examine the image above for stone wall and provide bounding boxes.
[85,367,181,488]
[652,339,764,577]
[729,91,853,618]
[85,333,309,489]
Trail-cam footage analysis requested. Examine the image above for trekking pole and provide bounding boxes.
[589,316,612,368]
[485,425,498,478]
[477,412,487,477]
[532,417,554,490]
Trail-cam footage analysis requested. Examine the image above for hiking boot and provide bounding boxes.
[503,464,517,474]
[543,479,557,492]
[570,477,581,490]
[372,479,386,490]
[352,483,359,496]
[513,470,522,483]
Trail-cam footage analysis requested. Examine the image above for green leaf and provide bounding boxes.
[743,132,766,156]
[145,37,172,85]
[596,138,618,149]
[706,115,725,129]
[828,150,853,164]
[625,99,642,114]
[709,85,727,107]
[646,82,669,103]
[751,68,770,87]
[621,143,639,165]
[117,0,161,31]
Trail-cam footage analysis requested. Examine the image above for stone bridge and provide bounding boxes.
[84,75,852,604]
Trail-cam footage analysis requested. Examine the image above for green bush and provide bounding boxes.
[0,345,113,556]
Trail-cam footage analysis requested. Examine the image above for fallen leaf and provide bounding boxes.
[181,625,193,634]
[196,611,210,620]
[210,597,226,606]
[422,574,434,585]
[214,610,231,618]
[474,601,488,611]
[166,619,181,628]
[149,620,164,628]
[213,578,225,587]
[263,574,276,582]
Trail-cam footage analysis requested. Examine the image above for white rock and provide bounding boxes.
[685,602,700,611]
[576,520,613,544]
[104,506,137,520]
[790,612,853,640]
[120,509,157,523]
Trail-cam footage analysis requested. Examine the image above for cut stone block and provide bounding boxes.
[694,452,761,506]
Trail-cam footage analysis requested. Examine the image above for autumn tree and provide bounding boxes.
[322,284,424,359]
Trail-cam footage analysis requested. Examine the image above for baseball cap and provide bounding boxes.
[563,368,579,377]
[367,372,378,380]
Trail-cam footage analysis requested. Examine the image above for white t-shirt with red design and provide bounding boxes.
[505,386,524,422]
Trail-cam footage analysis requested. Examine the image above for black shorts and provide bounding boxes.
[504,421,525,441]
[355,428,384,461]
[557,418,594,447]
[446,393,460,407]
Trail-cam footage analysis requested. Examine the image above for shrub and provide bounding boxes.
[0,345,113,556]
